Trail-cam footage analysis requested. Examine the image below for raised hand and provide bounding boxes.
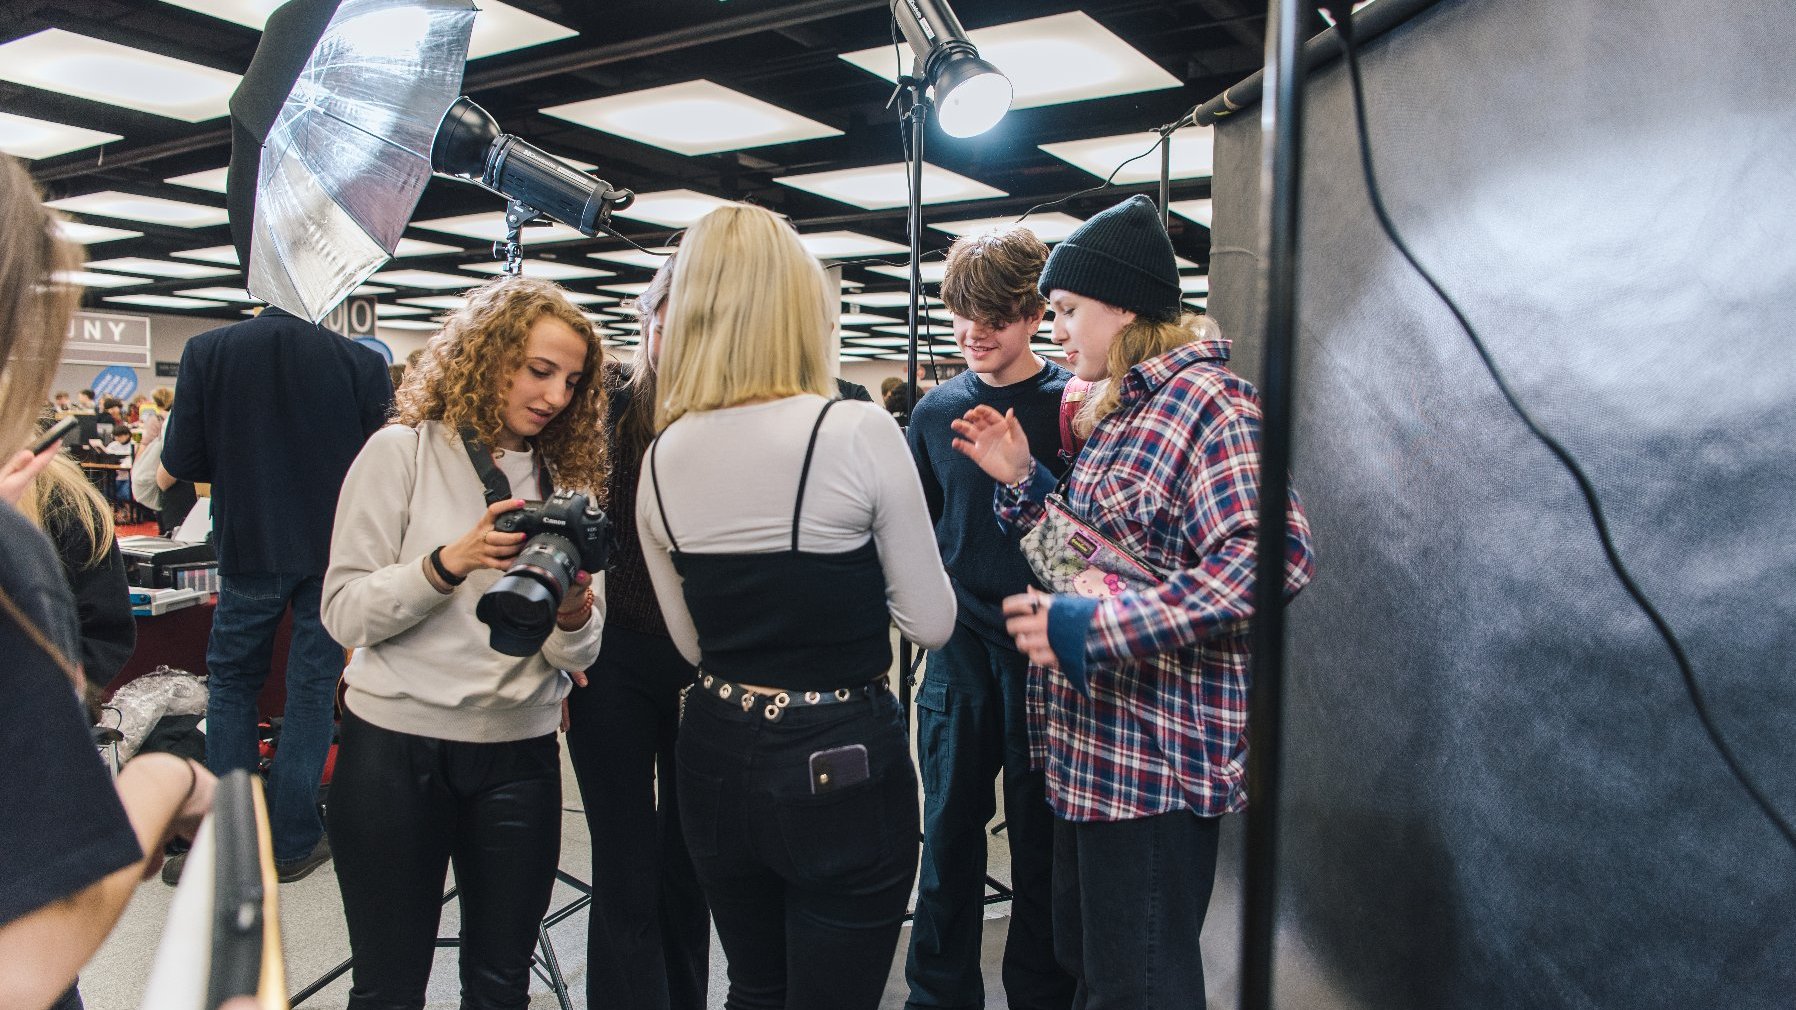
[949,404,1035,485]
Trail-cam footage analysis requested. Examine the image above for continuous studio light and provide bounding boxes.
[798,232,909,259]
[610,190,735,229]
[773,162,1004,211]
[587,247,675,270]
[176,287,262,303]
[1040,131,1215,185]
[411,212,588,246]
[0,29,240,122]
[56,221,143,245]
[841,11,1176,116]
[1169,199,1213,228]
[368,269,483,290]
[46,192,230,228]
[464,260,613,280]
[0,111,120,161]
[542,80,841,157]
[172,245,241,265]
[52,269,152,289]
[105,294,228,310]
[393,238,462,258]
[887,0,1011,138]
[88,257,237,280]
[165,167,231,193]
[930,212,1085,243]
[160,0,574,59]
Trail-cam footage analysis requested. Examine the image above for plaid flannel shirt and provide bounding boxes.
[997,339,1315,821]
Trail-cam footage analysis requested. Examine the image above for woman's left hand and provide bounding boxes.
[1002,589,1060,668]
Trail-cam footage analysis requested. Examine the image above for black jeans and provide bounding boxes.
[565,626,710,1010]
[908,623,1072,1009]
[1052,810,1222,1010]
[678,683,920,1010]
[328,705,562,1010]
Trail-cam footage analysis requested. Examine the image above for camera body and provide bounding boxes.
[477,489,610,656]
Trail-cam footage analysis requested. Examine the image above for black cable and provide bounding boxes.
[1332,13,1796,850]
[1014,135,1166,225]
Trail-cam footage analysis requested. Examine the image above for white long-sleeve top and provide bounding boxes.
[636,395,956,666]
[322,421,604,742]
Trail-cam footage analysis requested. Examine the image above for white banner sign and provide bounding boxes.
[63,311,152,368]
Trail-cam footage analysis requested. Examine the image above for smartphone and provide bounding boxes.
[29,415,78,455]
[808,743,870,795]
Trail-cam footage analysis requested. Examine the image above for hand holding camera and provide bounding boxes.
[440,497,531,578]
[477,489,610,656]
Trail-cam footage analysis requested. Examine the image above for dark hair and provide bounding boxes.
[940,226,1049,328]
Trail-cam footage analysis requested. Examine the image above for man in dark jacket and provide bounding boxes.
[162,306,392,882]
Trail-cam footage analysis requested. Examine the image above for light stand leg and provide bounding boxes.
[899,84,930,732]
[1240,0,1309,1007]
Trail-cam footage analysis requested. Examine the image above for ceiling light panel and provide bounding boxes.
[397,295,469,310]
[165,166,230,193]
[0,29,239,122]
[56,221,142,245]
[774,163,1004,211]
[172,245,240,265]
[176,286,260,303]
[587,248,676,269]
[838,312,898,326]
[1182,275,1209,295]
[88,257,236,279]
[411,212,587,245]
[798,232,909,259]
[599,281,654,296]
[375,304,431,318]
[560,292,616,306]
[54,269,152,289]
[610,189,734,229]
[464,261,613,280]
[105,294,226,309]
[47,191,229,228]
[369,269,483,290]
[1041,130,1214,185]
[0,110,121,160]
[160,1,572,59]
[839,11,1178,112]
[846,291,942,308]
[393,238,462,258]
[930,212,1085,243]
[542,80,841,156]
[866,262,947,284]
[1169,199,1213,228]
[379,319,443,331]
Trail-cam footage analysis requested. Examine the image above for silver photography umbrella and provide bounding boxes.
[232,0,475,321]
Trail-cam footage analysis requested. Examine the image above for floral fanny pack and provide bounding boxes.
[1019,493,1162,600]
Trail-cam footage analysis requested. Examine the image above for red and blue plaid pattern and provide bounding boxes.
[1000,339,1315,821]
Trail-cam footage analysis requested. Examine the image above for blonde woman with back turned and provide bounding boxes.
[637,203,955,1010]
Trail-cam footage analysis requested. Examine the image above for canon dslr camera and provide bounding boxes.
[476,489,610,656]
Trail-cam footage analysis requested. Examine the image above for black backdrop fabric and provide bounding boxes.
[1207,0,1796,1006]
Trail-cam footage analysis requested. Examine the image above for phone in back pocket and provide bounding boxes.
[808,744,870,795]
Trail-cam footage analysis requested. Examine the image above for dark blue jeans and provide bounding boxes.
[565,626,710,1010]
[908,623,1072,1009]
[678,683,919,1010]
[1052,810,1221,1009]
[205,572,340,862]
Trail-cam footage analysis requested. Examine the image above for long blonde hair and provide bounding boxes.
[21,454,115,570]
[394,276,609,491]
[1082,312,1217,427]
[656,204,832,428]
[0,155,84,453]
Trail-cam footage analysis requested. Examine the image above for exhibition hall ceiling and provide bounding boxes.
[3,0,1273,356]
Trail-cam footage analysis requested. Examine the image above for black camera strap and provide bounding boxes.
[460,428,551,505]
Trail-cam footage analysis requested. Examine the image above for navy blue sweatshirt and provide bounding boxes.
[162,308,392,576]
[906,361,1070,645]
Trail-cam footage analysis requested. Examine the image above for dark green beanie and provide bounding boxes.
[1037,194,1182,321]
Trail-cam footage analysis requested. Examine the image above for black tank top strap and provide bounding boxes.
[791,398,841,552]
[647,435,681,554]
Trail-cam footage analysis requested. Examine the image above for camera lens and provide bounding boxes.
[475,532,581,656]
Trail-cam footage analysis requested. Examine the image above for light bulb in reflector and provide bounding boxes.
[935,63,1012,138]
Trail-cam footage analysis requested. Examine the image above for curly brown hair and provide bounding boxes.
[940,225,1049,328]
[394,276,609,492]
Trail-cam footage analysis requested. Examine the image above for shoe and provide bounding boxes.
[160,850,186,886]
[275,835,332,883]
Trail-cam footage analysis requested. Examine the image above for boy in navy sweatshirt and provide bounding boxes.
[904,227,1074,1010]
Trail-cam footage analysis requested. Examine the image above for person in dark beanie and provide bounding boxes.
[904,225,1074,1010]
[950,194,1317,1007]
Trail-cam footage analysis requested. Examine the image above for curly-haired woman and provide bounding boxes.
[321,275,609,1009]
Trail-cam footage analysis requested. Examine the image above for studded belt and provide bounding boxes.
[693,671,890,722]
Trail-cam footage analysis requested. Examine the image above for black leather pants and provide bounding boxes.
[328,705,561,1010]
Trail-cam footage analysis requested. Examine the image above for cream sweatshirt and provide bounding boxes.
[322,421,605,742]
